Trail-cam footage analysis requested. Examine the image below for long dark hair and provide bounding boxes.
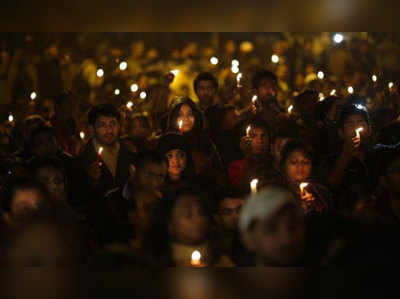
[279,139,315,179]
[166,97,204,135]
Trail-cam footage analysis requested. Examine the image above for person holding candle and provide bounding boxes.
[279,139,332,214]
[143,187,234,266]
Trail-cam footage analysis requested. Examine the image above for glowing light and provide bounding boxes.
[330,89,336,96]
[126,101,133,109]
[288,105,293,114]
[30,92,37,100]
[252,95,258,103]
[355,127,363,139]
[389,82,394,90]
[140,91,147,99]
[191,250,201,266]
[80,132,85,139]
[271,54,279,63]
[114,89,120,95]
[317,71,324,80]
[319,93,325,101]
[96,68,104,77]
[98,147,103,155]
[119,61,128,71]
[333,33,344,44]
[246,125,251,136]
[130,84,139,92]
[210,57,219,65]
[240,41,254,52]
[231,66,239,74]
[300,182,309,195]
[250,179,258,194]
[170,69,179,76]
[355,104,366,111]
[231,59,239,67]
[236,73,242,85]
[347,86,354,94]
[372,75,377,82]
[8,114,13,123]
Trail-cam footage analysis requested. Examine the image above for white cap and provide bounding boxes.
[239,187,299,231]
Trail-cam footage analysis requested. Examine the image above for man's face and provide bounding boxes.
[218,197,244,232]
[94,116,120,146]
[195,80,217,107]
[341,114,369,142]
[249,127,269,155]
[136,162,168,194]
[256,78,277,102]
[166,149,187,179]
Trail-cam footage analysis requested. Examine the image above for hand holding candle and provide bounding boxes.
[97,146,103,165]
[178,120,183,134]
[355,127,363,139]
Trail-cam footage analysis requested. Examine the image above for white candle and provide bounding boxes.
[288,105,293,114]
[250,179,258,194]
[355,127,363,139]
[299,182,309,196]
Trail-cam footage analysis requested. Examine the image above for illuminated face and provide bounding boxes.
[195,80,217,107]
[177,104,195,133]
[284,150,312,183]
[249,127,269,155]
[168,195,209,245]
[166,149,187,180]
[342,114,369,141]
[218,197,244,232]
[94,116,120,145]
[256,78,277,101]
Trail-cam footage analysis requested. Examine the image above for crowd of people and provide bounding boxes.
[1,33,400,266]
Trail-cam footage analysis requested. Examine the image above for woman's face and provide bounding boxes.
[168,195,209,245]
[36,166,66,200]
[166,149,187,179]
[249,127,269,155]
[177,104,195,133]
[284,150,312,183]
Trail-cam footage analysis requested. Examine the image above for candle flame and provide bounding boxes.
[288,105,293,114]
[80,132,85,139]
[246,125,251,136]
[30,92,37,100]
[300,182,309,194]
[178,120,183,130]
[96,69,104,77]
[171,69,179,76]
[252,95,257,103]
[98,147,103,155]
[372,75,377,82]
[231,59,239,66]
[8,114,14,122]
[236,73,242,83]
[210,57,219,65]
[330,89,336,96]
[317,71,324,79]
[191,250,201,265]
[347,86,354,94]
[130,84,139,92]
[355,127,363,138]
[389,82,394,89]
[250,179,258,193]
[126,101,133,109]
[119,61,128,71]
[271,54,279,63]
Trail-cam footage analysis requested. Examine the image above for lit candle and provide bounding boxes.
[80,131,85,140]
[170,69,179,76]
[347,86,354,94]
[191,250,202,267]
[236,73,242,87]
[114,89,120,95]
[250,179,258,194]
[30,92,37,100]
[355,127,363,139]
[231,59,239,67]
[178,120,183,134]
[318,93,325,101]
[288,105,293,114]
[126,101,133,109]
[271,54,279,64]
[97,147,103,163]
[299,182,309,196]
[96,68,104,77]
[389,82,394,90]
[246,125,251,137]
[317,71,324,80]
[140,91,147,99]
[8,113,14,123]
[330,89,336,96]
[130,84,139,92]
[210,57,219,65]
[119,61,128,71]
[372,75,377,82]
[231,65,239,74]
[252,95,257,103]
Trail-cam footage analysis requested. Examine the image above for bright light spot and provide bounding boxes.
[319,93,325,101]
[30,92,37,100]
[317,71,324,79]
[114,89,120,95]
[347,86,354,94]
[333,33,344,44]
[372,75,377,82]
[178,120,183,130]
[126,101,133,109]
[389,82,394,89]
[210,57,219,65]
[130,84,139,92]
[246,125,251,135]
[98,147,103,155]
[8,114,13,122]
[80,132,85,139]
[171,69,179,76]
[330,89,336,96]
[236,73,242,83]
[240,41,254,52]
[300,182,309,194]
[231,66,239,74]
[119,61,128,71]
[250,179,258,193]
[355,104,367,111]
[140,91,147,99]
[288,105,293,114]
[271,54,279,63]
[191,250,201,262]
[252,95,257,103]
[96,68,104,77]
[231,59,239,67]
